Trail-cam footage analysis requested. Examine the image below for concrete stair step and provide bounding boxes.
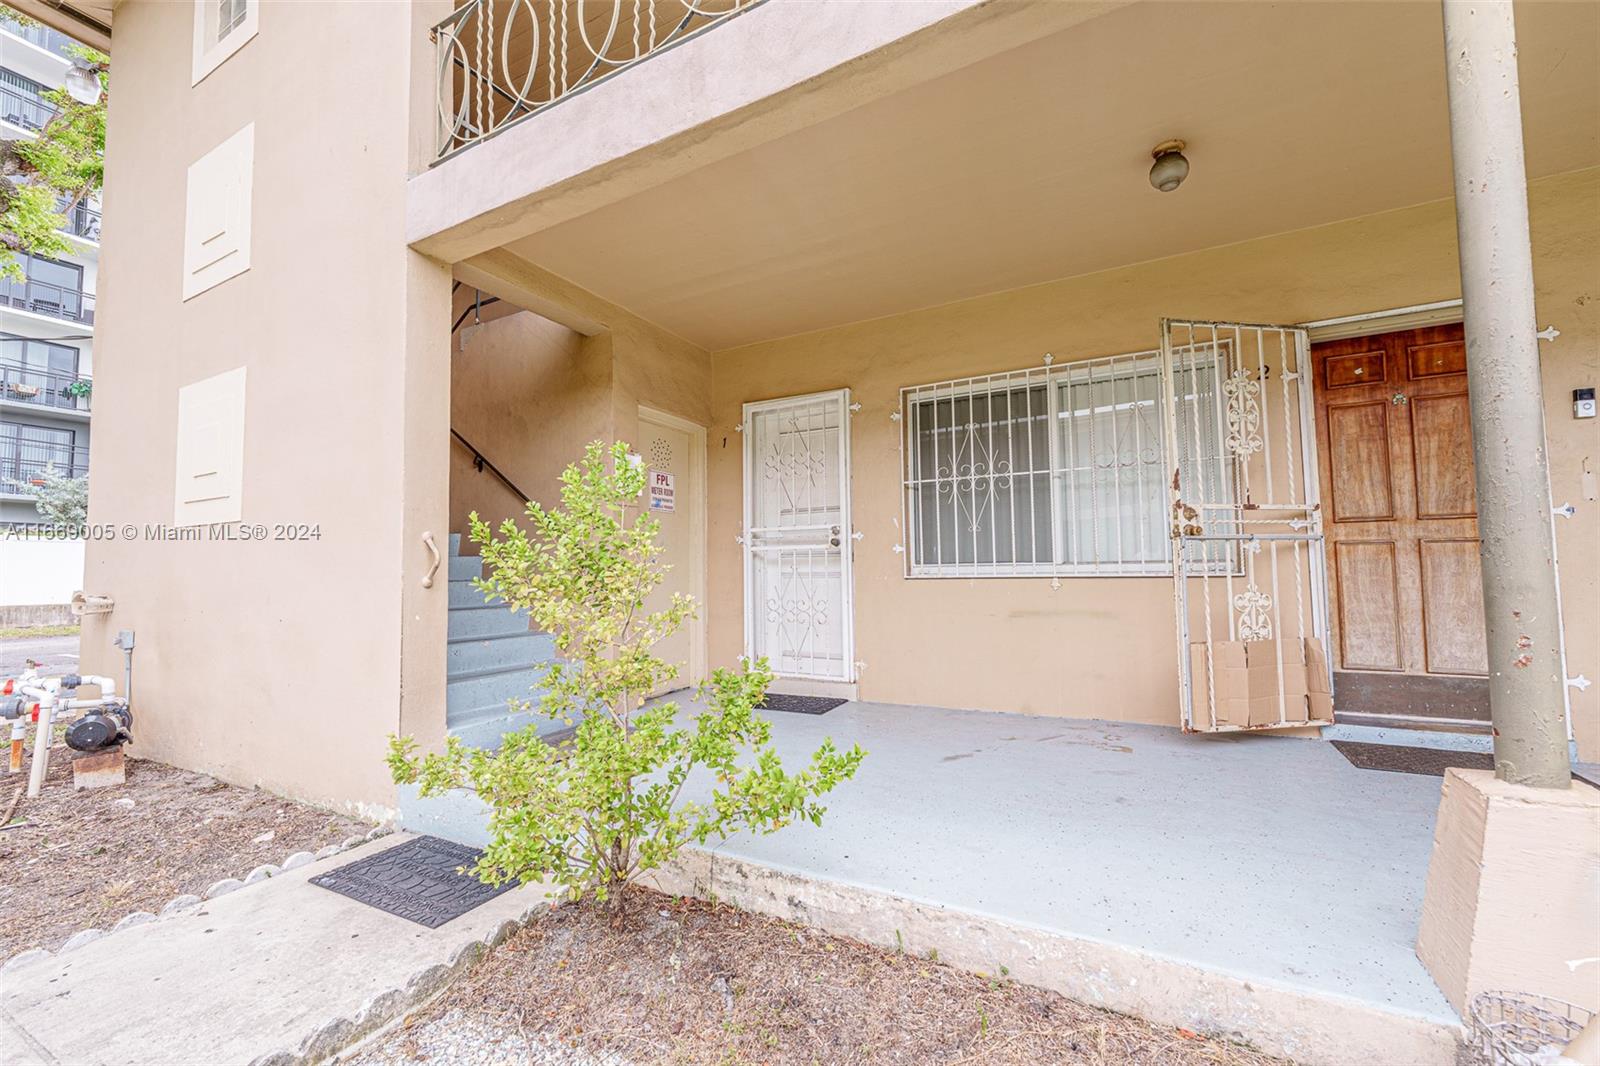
[448,554,483,581]
[446,604,530,639]
[446,666,545,718]
[447,709,579,751]
[446,631,557,678]
[449,578,504,608]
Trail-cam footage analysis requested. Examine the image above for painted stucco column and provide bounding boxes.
[1441,0,1569,789]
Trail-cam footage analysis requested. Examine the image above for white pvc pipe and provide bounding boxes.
[26,698,53,798]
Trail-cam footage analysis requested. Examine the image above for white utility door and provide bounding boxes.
[1159,319,1332,733]
[743,389,856,683]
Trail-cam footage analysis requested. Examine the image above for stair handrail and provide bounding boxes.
[450,428,530,504]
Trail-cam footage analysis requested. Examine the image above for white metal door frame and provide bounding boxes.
[741,388,857,683]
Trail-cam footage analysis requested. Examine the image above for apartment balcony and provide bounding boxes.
[0,15,78,59]
[0,363,91,414]
[0,435,88,493]
[0,84,55,132]
[432,0,764,161]
[58,199,101,242]
[1,276,96,324]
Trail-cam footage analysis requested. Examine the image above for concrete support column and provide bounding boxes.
[1441,0,1569,789]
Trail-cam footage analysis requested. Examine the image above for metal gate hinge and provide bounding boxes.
[1537,325,1561,342]
[1554,502,1576,518]
[1569,675,1592,692]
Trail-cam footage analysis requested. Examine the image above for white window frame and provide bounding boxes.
[899,347,1233,579]
[192,0,258,86]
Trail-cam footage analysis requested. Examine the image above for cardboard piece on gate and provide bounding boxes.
[1189,637,1334,727]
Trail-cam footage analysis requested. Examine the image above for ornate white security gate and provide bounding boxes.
[1160,319,1333,732]
[742,389,856,683]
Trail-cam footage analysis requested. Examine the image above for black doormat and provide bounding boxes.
[757,694,848,715]
[1332,740,1494,777]
[310,835,514,928]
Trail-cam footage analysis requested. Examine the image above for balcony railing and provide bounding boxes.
[0,437,88,491]
[0,363,91,413]
[0,84,55,131]
[1,276,95,323]
[57,199,101,241]
[1,16,79,58]
[433,0,764,160]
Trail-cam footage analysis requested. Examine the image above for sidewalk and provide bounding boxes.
[0,834,549,1066]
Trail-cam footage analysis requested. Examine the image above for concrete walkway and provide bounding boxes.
[0,834,549,1066]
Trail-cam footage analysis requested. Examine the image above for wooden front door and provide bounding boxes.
[1311,324,1489,718]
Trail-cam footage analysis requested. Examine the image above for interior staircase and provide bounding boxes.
[444,532,570,750]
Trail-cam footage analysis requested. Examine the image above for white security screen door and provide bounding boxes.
[1160,319,1332,733]
[743,389,856,683]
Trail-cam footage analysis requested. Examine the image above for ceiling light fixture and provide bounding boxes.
[1149,139,1189,193]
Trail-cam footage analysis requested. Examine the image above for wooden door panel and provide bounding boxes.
[1406,339,1467,379]
[1334,541,1403,670]
[1410,393,1477,519]
[1325,349,1387,389]
[1419,539,1489,675]
[1326,401,1395,521]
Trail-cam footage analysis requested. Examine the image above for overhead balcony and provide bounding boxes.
[431,0,765,162]
[0,361,91,415]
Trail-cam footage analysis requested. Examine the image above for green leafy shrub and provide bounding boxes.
[389,441,864,904]
[15,465,87,526]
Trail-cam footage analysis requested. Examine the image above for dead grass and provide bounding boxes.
[0,740,366,960]
[0,624,79,639]
[366,889,1288,1066]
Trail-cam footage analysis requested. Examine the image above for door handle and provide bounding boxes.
[421,531,441,588]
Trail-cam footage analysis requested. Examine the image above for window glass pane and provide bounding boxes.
[910,382,1051,569]
[1056,358,1167,568]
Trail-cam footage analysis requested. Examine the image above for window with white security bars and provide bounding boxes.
[901,349,1233,577]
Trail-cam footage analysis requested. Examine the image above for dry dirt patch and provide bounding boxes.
[356,890,1286,1066]
[0,741,365,960]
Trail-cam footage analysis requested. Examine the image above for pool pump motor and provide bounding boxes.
[65,699,133,752]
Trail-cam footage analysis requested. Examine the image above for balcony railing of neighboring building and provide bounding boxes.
[1,275,96,323]
[0,363,91,413]
[432,0,765,160]
[0,15,79,59]
[0,83,55,131]
[57,198,101,242]
[0,435,89,493]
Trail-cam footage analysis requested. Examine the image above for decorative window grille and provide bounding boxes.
[901,348,1234,577]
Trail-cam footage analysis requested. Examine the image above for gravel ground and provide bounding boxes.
[349,1009,630,1066]
[351,890,1288,1066]
[0,741,366,961]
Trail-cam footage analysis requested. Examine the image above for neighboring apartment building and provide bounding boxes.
[0,13,98,530]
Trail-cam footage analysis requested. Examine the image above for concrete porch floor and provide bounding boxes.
[679,700,1457,1028]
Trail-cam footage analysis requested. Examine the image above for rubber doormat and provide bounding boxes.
[1331,741,1494,777]
[757,694,848,715]
[310,835,514,928]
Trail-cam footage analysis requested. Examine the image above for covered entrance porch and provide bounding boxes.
[664,698,1459,1062]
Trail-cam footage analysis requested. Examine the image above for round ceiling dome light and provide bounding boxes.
[1149,139,1189,193]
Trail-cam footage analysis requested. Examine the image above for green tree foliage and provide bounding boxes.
[16,466,88,526]
[389,442,864,904]
[0,5,107,280]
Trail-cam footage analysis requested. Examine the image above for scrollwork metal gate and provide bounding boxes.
[1160,319,1333,732]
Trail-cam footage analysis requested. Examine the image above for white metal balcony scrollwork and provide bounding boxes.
[433,0,766,160]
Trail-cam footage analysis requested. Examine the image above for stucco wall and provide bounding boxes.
[80,0,452,816]
[706,168,1600,759]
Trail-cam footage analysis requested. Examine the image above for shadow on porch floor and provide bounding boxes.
[680,699,1457,1026]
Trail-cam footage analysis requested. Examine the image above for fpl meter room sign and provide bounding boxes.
[648,470,676,512]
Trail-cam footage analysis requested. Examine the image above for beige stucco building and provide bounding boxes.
[18,0,1599,1046]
